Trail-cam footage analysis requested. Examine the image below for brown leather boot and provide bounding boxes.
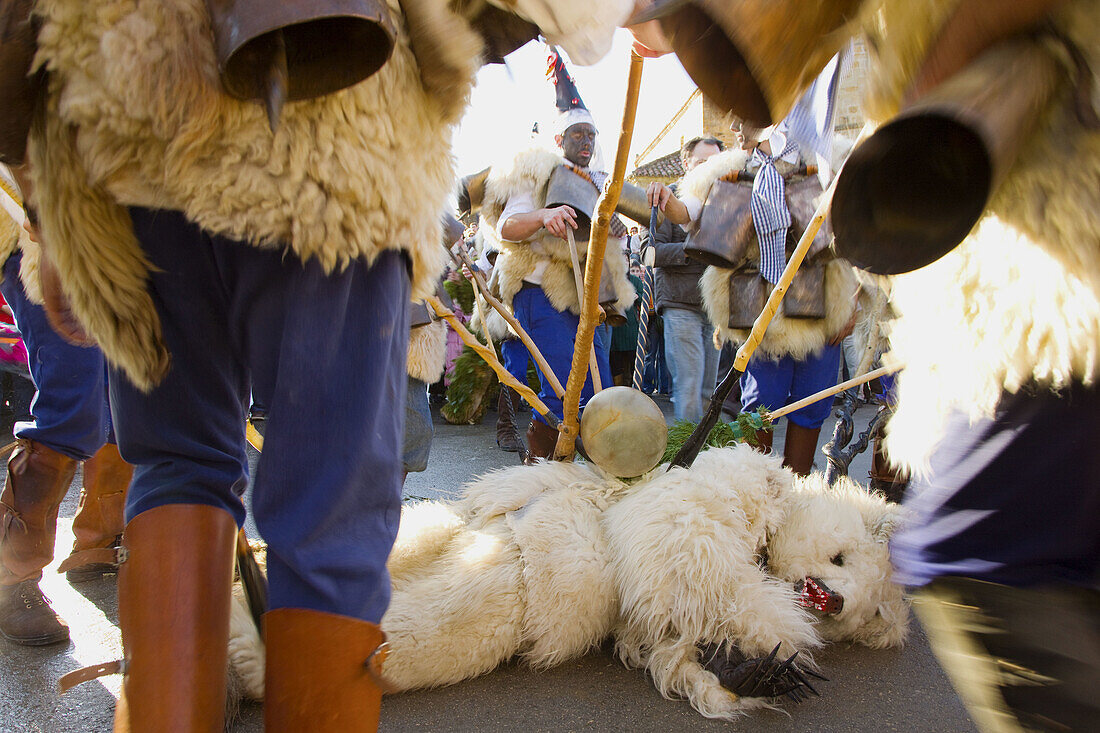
[58,443,133,583]
[0,439,77,645]
[524,419,559,465]
[264,608,389,732]
[870,437,909,503]
[751,428,774,454]
[495,387,525,453]
[113,504,237,733]
[782,423,822,477]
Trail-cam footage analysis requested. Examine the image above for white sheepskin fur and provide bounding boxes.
[406,319,448,383]
[226,446,909,721]
[858,0,1100,472]
[29,0,484,390]
[701,259,859,360]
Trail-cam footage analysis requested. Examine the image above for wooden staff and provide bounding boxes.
[445,245,566,399]
[669,123,875,469]
[427,295,563,430]
[769,363,902,419]
[565,227,603,393]
[553,50,645,460]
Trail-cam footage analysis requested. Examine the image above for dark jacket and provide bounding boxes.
[642,187,707,315]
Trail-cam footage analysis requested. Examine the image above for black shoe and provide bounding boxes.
[0,579,70,646]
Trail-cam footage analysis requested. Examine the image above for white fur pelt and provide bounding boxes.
[406,320,448,383]
[682,150,859,359]
[226,447,909,721]
[860,0,1100,472]
[29,0,485,390]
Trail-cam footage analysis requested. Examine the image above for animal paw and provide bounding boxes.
[699,643,827,703]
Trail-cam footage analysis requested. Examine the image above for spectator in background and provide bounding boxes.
[641,137,725,422]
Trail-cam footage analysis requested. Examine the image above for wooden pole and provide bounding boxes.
[446,245,566,399]
[427,295,562,429]
[769,363,902,419]
[669,122,875,469]
[553,50,645,460]
[565,228,603,393]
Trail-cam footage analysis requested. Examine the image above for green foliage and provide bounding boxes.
[441,341,499,425]
[443,277,475,316]
[661,410,773,464]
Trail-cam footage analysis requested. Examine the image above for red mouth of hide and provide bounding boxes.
[795,577,844,615]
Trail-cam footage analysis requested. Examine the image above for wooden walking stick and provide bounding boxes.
[553,50,645,460]
[566,227,603,393]
[427,295,563,430]
[768,363,902,420]
[445,245,566,399]
[631,206,658,390]
[669,123,874,469]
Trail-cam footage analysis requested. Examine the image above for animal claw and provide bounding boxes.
[700,641,828,704]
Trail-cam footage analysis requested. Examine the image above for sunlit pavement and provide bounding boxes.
[0,397,976,732]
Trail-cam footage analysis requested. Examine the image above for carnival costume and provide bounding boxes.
[691,148,858,472]
[850,2,1100,727]
[13,0,632,727]
[480,145,636,456]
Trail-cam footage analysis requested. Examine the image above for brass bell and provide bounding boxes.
[636,0,864,127]
[831,38,1064,274]
[205,0,397,129]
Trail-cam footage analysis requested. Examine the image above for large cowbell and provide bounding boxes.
[634,0,864,126]
[831,37,1064,274]
[545,165,600,242]
[205,0,397,113]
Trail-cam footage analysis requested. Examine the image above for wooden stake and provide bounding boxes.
[566,228,603,393]
[554,50,645,460]
[446,245,566,399]
[769,363,902,419]
[427,295,562,429]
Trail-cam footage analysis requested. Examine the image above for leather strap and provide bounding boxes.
[56,547,119,573]
[59,660,123,693]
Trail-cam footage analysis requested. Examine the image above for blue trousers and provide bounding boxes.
[402,376,432,474]
[740,345,842,429]
[500,337,531,385]
[512,286,610,426]
[0,253,111,459]
[110,208,409,623]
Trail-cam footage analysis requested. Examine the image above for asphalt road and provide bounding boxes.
[0,393,977,732]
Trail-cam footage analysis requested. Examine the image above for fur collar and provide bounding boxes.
[678,149,752,205]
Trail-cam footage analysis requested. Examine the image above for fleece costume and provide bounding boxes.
[24,0,632,721]
[804,2,1100,729]
[481,146,636,423]
[691,149,858,429]
[849,0,1100,591]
